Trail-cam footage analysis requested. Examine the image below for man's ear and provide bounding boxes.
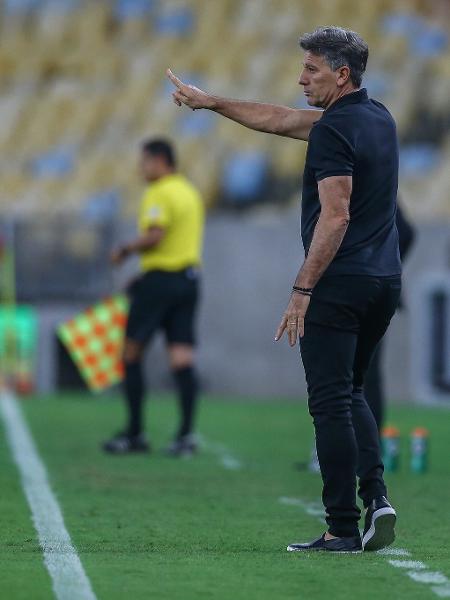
[336,65,351,87]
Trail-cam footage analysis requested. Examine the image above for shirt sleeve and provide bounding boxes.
[307,123,355,182]
[138,189,171,231]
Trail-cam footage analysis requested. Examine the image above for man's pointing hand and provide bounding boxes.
[166,68,215,110]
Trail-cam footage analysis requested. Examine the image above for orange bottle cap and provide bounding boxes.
[411,427,428,437]
[382,425,400,437]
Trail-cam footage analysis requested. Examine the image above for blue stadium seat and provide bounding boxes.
[114,0,156,21]
[411,24,448,57]
[382,12,448,58]
[177,111,216,138]
[82,189,121,224]
[364,71,391,99]
[400,144,440,179]
[221,151,269,205]
[155,6,195,36]
[30,146,76,179]
[40,0,80,14]
[381,12,423,38]
[4,0,40,15]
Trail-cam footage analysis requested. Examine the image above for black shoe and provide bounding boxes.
[102,432,150,455]
[287,533,362,553]
[362,496,396,551]
[164,434,197,457]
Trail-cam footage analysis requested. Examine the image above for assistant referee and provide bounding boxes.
[104,138,204,457]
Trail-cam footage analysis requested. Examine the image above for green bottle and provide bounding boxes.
[381,426,400,472]
[410,427,429,473]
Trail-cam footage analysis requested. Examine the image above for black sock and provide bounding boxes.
[124,361,144,437]
[173,366,198,438]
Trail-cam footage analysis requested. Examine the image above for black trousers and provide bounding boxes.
[299,275,401,537]
[364,341,384,433]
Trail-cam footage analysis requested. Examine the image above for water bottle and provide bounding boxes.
[381,425,400,472]
[410,427,429,473]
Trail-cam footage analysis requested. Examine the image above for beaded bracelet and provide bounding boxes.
[292,286,313,297]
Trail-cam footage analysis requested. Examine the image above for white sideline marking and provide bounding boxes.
[278,496,449,598]
[389,560,426,570]
[199,436,242,470]
[0,391,96,600]
[279,496,326,524]
[220,455,242,470]
[432,585,450,598]
[408,572,449,585]
[378,547,411,556]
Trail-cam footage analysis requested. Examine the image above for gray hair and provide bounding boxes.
[299,26,369,87]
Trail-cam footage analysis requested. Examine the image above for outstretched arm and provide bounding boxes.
[166,69,321,141]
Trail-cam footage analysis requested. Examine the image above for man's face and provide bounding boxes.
[140,152,164,182]
[298,51,344,108]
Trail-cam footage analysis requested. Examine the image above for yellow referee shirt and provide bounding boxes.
[138,173,204,272]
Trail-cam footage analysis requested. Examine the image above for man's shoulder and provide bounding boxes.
[313,102,356,129]
[367,96,392,113]
[141,175,203,211]
[141,184,162,205]
[142,176,186,201]
[314,96,395,139]
[170,177,203,207]
[323,96,392,119]
[346,96,396,126]
[309,117,354,151]
[140,185,154,202]
[162,174,200,196]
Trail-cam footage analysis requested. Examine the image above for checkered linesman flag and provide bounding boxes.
[57,295,129,392]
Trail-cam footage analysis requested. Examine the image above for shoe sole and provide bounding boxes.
[362,507,396,551]
[286,546,362,554]
[287,546,362,554]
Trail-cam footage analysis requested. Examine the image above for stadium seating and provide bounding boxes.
[0,0,448,218]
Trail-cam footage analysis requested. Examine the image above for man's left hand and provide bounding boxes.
[110,246,130,266]
[275,293,311,346]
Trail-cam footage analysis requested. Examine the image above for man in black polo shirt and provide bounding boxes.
[167,26,400,553]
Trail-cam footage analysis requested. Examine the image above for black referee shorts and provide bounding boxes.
[126,268,200,346]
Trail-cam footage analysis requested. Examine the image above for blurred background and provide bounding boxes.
[0,0,449,405]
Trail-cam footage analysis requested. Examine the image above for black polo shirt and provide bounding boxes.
[301,88,401,277]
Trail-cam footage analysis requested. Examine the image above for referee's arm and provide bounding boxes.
[166,69,321,141]
[111,227,164,265]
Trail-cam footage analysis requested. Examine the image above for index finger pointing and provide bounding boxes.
[166,68,184,90]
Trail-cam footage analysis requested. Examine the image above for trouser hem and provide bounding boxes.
[328,524,360,538]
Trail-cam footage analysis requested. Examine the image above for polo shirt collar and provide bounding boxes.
[324,88,368,114]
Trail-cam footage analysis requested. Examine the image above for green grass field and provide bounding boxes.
[1,392,449,600]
